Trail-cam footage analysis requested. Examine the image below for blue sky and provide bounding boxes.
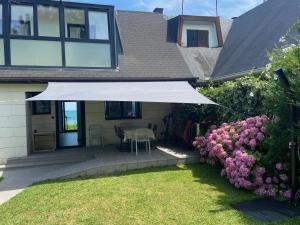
[69,0,263,19]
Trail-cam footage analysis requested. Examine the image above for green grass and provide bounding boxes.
[0,164,299,225]
[65,123,78,131]
[0,177,2,182]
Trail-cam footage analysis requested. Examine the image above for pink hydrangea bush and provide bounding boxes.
[193,115,291,198]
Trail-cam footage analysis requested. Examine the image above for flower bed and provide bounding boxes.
[193,116,291,198]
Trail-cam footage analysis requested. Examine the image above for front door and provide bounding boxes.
[56,101,86,148]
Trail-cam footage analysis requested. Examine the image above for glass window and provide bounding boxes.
[105,102,141,120]
[88,11,109,40]
[64,8,86,38]
[11,40,62,66]
[0,39,4,65]
[65,42,111,67]
[11,5,34,36]
[37,5,60,37]
[31,93,51,115]
[0,5,3,34]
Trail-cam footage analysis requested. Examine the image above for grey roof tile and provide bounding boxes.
[212,0,300,80]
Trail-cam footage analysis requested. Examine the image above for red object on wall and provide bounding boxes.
[183,120,193,144]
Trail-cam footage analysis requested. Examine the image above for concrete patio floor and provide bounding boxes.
[0,144,200,205]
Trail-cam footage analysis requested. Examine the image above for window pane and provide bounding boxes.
[123,102,140,118]
[106,102,122,119]
[11,5,33,36]
[11,40,62,66]
[0,39,4,65]
[65,42,111,67]
[38,5,59,37]
[65,8,86,38]
[88,11,109,40]
[0,5,3,34]
[33,101,51,114]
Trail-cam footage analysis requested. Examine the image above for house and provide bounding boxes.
[1,0,298,160]
[0,0,216,159]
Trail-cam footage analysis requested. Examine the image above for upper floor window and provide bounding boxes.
[88,11,109,40]
[0,4,2,34]
[187,29,209,48]
[4,1,115,68]
[11,5,33,36]
[38,5,60,37]
[65,8,86,39]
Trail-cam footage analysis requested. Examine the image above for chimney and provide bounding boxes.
[153,8,164,14]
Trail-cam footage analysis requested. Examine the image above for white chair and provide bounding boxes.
[134,129,151,156]
[89,124,103,147]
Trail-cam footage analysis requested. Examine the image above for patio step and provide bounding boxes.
[0,152,95,170]
[40,153,200,181]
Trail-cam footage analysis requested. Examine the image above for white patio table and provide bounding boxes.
[123,128,155,153]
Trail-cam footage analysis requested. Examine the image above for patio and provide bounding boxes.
[37,144,201,180]
[0,144,200,204]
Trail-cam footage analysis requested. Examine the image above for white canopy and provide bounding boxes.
[27,81,217,105]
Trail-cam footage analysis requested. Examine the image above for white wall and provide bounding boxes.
[0,84,47,159]
[85,102,172,146]
[181,20,218,48]
[0,83,173,159]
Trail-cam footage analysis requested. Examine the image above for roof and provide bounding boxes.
[177,19,232,80]
[0,10,194,82]
[212,0,300,80]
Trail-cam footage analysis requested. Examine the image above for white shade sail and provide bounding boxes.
[27,81,217,105]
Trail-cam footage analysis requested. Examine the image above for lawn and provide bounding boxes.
[0,164,299,225]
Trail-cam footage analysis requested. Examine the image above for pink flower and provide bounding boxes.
[265,177,272,184]
[283,191,292,198]
[276,163,284,171]
[249,139,257,150]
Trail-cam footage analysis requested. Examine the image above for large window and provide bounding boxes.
[11,40,62,66]
[65,42,111,67]
[11,5,33,36]
[37,5,60,37]
[88,11,109,40]
[2,1,115,68]
[105,102,141,120]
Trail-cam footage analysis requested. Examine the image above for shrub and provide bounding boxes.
[193,116,291,198]
[176,74,275,134]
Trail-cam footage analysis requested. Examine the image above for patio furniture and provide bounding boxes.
[123,128,155,155]
[114,125,130,151]
[89,124,103,147]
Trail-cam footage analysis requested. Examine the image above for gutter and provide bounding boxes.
[211,68,264,82]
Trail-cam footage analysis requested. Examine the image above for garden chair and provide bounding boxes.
[134,128,152,156]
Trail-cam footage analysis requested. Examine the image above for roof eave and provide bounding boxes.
[211,68,264,81]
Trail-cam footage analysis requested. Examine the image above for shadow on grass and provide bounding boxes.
[31,165,188,187]
[185,163,263,225]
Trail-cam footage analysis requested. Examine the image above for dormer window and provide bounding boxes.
[187,29,209,48]
[1,1,116,69]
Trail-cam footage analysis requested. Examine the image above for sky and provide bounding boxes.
[68,0,263,19]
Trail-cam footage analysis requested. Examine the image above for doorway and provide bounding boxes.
[56,101,85,148]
